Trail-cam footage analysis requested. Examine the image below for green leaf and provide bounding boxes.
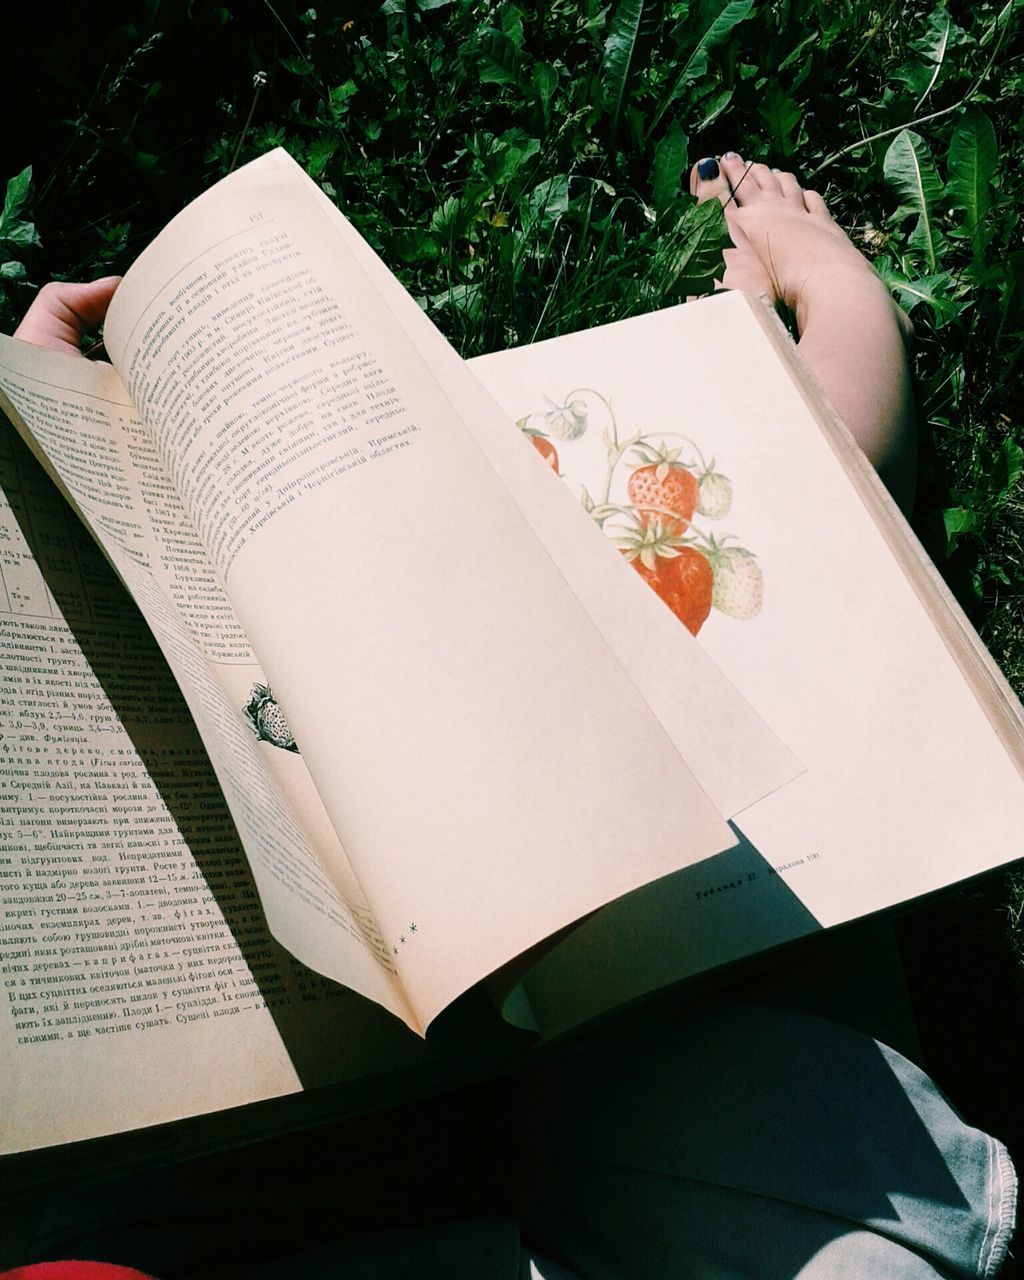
[913,6,952,109]
[651,120,688,216]
[0,166,42,250]
[693,87,733,133]
[947,107,997,264]
[651,198,728,296]
[328,80,357,123]
[883,130,945,271]
[523,174,570,228]
[416,0,455,8]
[0,260,27,280]
[532,63,559,123]
[430,196,464,240]
[778,30,818,71]
[943,505,976,554]
[428,281,483,320]
[487,130,541,185]
[1,167,31,223]
[602,0,656,141]
[479,58,517,86]
[392,230,440,263]
[649,0,755,137]
[873,259,961,326]
[757,82,802,158]
[993,437,1023,504]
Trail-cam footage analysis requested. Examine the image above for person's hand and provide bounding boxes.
[14,277,120,356]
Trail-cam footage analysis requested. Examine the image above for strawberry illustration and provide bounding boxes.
[244,683,300,753]
[696,466,733,519]
[529,434,559,472]
[545,400,589,441]
[615,521,713,636]
[516,417,560,472]
[626,442,699,535]
[705,539,763,618]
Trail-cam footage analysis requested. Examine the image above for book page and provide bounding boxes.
[100,150,798,1029]
[0,420,440,1154]
[469,293,1024,1035]
[0,337,412,1028]
[306,163,799,822]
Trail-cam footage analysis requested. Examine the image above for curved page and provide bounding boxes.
[101,152,797,1029]
[0,339,412,1028]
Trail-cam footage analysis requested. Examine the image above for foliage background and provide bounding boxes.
[2,0,1023,1228]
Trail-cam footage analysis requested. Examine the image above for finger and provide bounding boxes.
[14,277,121,355]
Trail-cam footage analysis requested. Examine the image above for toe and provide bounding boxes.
[689,156,732,205]
[802,188,834,222]
[719,153,751,201]
[746,163,781,194]
[721,205,777,299]
[774,169,804,205]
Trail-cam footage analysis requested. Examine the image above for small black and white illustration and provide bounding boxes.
[243,683,300,753]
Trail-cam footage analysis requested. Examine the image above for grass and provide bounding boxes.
[2,0,1023,1230]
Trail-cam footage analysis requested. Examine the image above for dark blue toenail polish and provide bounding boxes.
[697,157,719,180]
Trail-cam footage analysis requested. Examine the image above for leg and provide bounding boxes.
[690,155,917,515]
[507,1000,1017,1279]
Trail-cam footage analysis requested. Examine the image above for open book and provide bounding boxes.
[1,150,1022,1159]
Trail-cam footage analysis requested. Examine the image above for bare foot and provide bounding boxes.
[686,153,916,512]
[688,153,912,345]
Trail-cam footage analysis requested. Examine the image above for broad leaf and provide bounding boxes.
[873,258,960,327]
[532,63,559,124]
[430,196,462,239]
[0,166,41,250]
[694,86,733,133]
[523,174,570,228]
[478,59,517,86]
[758,83,802,158]
[427,281,484,322]
[649,0,754,136]
[475,128,541,186]
[913,6,952,109]
[651,120,688,216]
[947,107,997,264]
[943,505,976,554]
[651,198,728,296]
[602,0,656,141]
[883,130,945,271]
[994,437,1023,504]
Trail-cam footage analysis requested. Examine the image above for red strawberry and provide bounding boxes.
[616,521,713,636]
[530,434,559,472]
[626,447,699,535]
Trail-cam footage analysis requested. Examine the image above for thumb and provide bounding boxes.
[14,276,121,355]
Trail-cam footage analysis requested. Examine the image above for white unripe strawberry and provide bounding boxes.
[711,547,762,618]
[697,470,732,518]
[546,402,588,440]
